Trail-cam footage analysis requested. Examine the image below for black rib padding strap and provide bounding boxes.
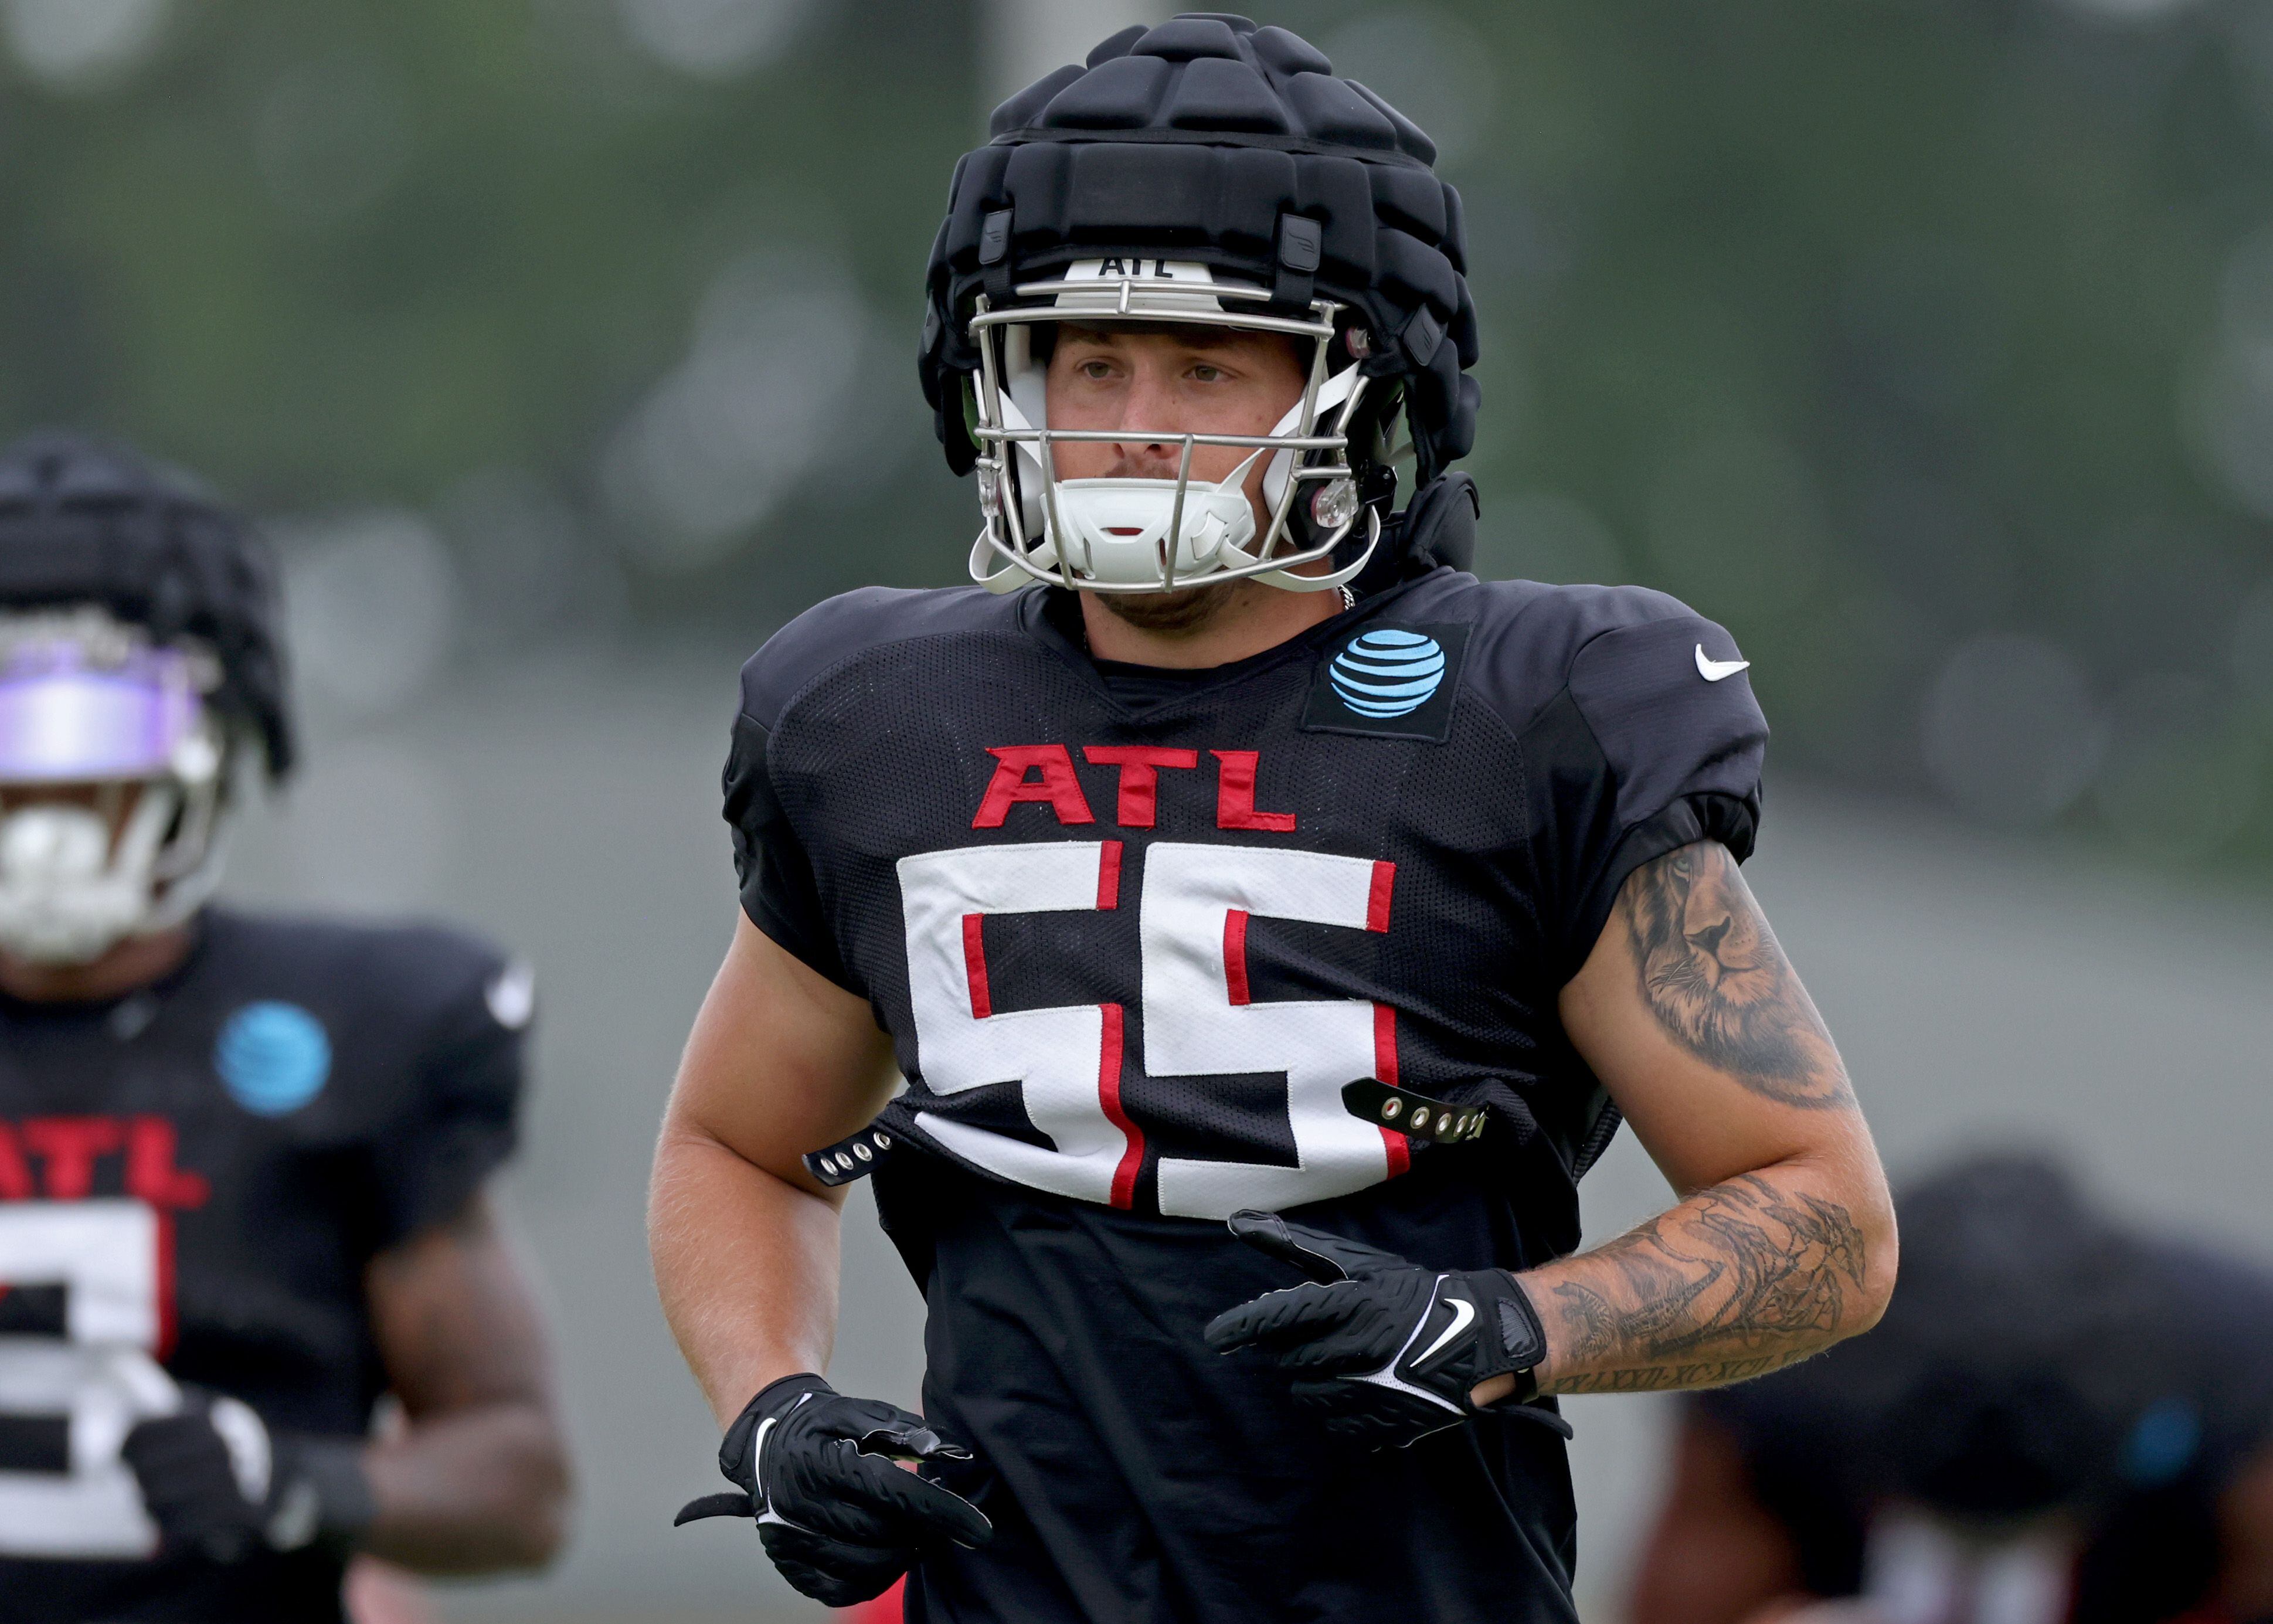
[920,13,1479,497]
[0,432,294,777]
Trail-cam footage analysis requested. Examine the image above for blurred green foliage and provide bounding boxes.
[3,0,2271,859]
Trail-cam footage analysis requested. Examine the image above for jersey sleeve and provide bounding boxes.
[1511,593,1769,979]
[722,685,856,994]
[368,936,529,1246]
[721,583,1033,997]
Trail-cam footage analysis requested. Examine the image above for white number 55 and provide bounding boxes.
[899,840,1402,1221]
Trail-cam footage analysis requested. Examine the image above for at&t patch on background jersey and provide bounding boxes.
[214,1000,332,1116]
[1302,623,1472,742]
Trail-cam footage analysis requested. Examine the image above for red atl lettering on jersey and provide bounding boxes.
[976,745,1300,831]
[1081,746,1198,828]
[125,1119,210,1209]
[973,746,1095,828]
[1211,750,1297,832]
[21,1117,125,1200]
[4,1115,209,1209]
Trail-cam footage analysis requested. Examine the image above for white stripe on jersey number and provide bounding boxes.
[0,1201,176,1558]
[897,840,1398,1219]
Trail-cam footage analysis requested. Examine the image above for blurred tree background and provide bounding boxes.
[2,0,2271,867]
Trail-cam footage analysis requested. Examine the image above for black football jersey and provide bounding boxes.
[0,908,527,1624]
[724,567,1766,1624]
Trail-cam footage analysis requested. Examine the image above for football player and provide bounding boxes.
[0,432,569,1622]
[652,15,1897,1622]
[1635,1154,2273,1624]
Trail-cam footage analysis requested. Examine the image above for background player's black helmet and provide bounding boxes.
[0,430,293,778]
[919,14,1480,596]
[1872,1154,2176,1519]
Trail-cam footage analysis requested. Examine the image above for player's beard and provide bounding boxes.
[1075,446,1283,638]
[1093,578,1249,637]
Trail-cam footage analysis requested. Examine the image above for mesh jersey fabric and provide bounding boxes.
[721,566,1764,1622]
[1698,1240,2273,1624]
[0,908,525,1624]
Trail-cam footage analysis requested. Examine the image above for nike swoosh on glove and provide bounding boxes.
[122,1390,375,1562]
[1203,1209,1568,1450]
[674,1372,991,1607]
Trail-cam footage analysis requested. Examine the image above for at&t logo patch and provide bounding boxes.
[1330,630,1447,717]
[215,1002,333,1117]
[1303,621,1470,742]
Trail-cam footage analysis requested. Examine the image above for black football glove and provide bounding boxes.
[1203,1209,1565,1450]
[674,1372,991,1607]
[121,1389,374,1563]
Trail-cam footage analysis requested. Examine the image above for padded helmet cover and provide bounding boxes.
[0,432,294,778]
[920,13,1480,491]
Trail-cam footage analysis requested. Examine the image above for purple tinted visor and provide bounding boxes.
[0,643,205,783]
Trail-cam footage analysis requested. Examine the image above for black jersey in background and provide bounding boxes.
[0,908,527,1624]
[1701,1242,2273,1624]
[723,566,1768,1623]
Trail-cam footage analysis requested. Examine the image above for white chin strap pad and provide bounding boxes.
[1046,469,1259,587]
[0,790,178,966]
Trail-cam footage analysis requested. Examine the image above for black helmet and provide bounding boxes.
[0,430,293,777]
[1873,1154,2179,1519]
[919,14,1480,597]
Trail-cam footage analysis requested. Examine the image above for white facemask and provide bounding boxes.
[965,260,1378,596]
[0,790,186,966]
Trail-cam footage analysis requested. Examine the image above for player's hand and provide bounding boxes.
[674,1372,992,1606]
[121,1389,374,1562]
[1204,1209,1564,1450]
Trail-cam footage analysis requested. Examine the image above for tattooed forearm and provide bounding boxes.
[1619,842,1853,1109]
[1550,1281,1618,1363]
[1552,1357,1790,1395]
[1531,1173,1870,1395]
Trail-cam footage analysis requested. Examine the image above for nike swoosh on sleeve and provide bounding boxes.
[1696,644,1751,682]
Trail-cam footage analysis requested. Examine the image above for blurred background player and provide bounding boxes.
[0,432,569,1623]
[1632,1153,2273,1624]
